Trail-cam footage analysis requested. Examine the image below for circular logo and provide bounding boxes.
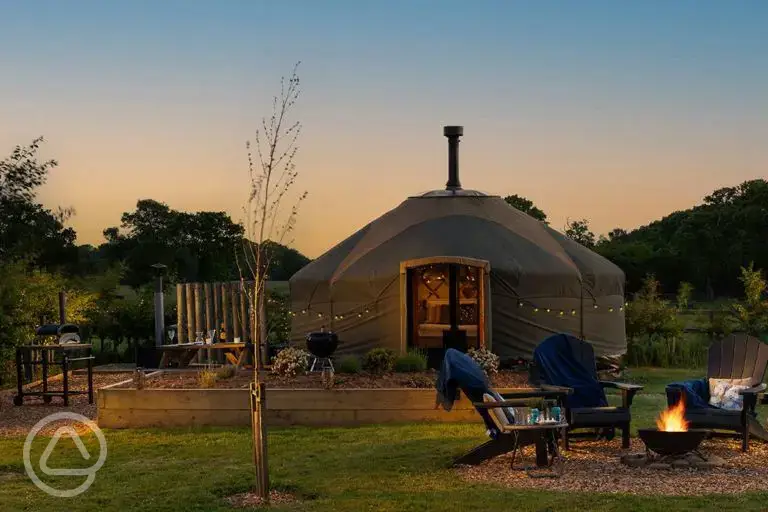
[23,412,108,498]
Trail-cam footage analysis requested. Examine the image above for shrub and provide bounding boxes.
[217,365,236,380]
[467,348,499,375]
[337,356,362,374]
[727,263,768,336]
[362,348,396,374]
[271,347,310,378]
[625,274,701,367]
[394,349,427,372]
[197,369,219,388]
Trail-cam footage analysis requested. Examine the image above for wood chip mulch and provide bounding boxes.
[0,372,133,437]
[457,438,768,496]
[224,490,299,508]
[128,368,530,390]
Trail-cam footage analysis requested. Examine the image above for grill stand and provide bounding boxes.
[309,357,334,373]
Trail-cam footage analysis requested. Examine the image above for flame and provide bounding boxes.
[656,398,689,432]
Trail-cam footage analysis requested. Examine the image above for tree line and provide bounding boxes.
[506,180,768,298]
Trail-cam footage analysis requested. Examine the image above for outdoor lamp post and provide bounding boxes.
[151,263,168,347]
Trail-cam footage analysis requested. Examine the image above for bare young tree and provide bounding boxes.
[239,61,306,500]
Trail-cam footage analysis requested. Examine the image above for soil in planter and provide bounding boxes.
[128,369,530,390]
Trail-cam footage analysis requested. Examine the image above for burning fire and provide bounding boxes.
[656,398,689,432]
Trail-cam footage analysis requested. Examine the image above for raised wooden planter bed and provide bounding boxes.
[97,376,518,428]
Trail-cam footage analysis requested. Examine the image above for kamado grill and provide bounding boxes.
[306,330,339,372]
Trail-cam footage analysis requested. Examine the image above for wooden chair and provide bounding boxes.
[665,333,768,452]
[452,387,570,466]
[530,334,643,449]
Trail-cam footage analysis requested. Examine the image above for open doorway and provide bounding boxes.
[404,261,487,367]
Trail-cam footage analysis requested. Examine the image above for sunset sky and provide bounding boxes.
[1,1,766,258]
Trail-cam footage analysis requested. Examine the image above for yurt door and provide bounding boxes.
[407,263,482,365]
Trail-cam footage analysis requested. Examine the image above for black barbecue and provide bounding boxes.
[637,428,708,456]
[306,331,339,358]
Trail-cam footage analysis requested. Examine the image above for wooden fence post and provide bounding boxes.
[240,282,250,343]
[222,283,230,343]
[194,283,204,340]
[185,283,195,344]
[231,282,241,343]
[176,284,186,343]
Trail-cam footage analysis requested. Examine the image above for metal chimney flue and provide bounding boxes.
[444,125,463,190]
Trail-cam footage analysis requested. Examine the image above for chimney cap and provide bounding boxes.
[443,126,463,137]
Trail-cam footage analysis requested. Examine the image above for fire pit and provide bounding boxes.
[622,398,723,470]
[638,397,707,456]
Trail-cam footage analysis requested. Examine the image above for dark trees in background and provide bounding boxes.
[0,137,77,270]
[100,199,310,287]
[504,194,548,223]
[101,199,245,286]
[596,179,768,296]
[564,218,597,248]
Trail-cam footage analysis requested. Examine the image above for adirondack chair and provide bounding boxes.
[435,348,570,466]
[530,333,643,449]
[665,333,768,452]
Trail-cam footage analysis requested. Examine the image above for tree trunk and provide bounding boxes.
[251,278,269,499]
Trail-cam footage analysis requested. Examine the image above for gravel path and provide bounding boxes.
[458,437,768,496]
[0,373,132,437]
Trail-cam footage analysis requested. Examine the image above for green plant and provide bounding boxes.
[362,348,396,374]
[217,365,236,379]
[197,369,219,388]
[625,275,693,367]
[727,263,768,336]
[467,347,500,375]
[676,281,694,310]
[394,349,427,372]
[271,347,310,377]
[337,356,362,374]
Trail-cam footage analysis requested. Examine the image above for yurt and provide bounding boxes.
[289,126,626,363]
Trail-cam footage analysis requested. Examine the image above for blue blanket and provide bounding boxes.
[435,348,491,410]
[533,333,608,409]
[666,378,711,409]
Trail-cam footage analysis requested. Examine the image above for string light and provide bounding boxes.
[289,295,626,323]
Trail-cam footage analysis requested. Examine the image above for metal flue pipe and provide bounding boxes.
[444,125,463,190]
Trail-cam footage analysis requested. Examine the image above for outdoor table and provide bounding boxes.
[14,344,94,406]
[505,421,568,477]
[157,342,251,369]
[472,387,569,476]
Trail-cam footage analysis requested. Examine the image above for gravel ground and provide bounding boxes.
[458,437,768,496]
[0,372,132,437]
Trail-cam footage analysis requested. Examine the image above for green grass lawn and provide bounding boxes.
[2,367,768,511]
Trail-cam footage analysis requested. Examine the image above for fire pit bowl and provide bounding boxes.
[305,331,339,358]
[638,428,708,456]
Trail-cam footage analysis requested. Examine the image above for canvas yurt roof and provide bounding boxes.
[289,126,626,358]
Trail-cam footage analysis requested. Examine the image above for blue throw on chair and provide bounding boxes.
[435,348,491,411]
[665,378,712,410]
[533,333,608,409]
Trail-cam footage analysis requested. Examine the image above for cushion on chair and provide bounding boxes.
[483,393,512,429]
[488,389,516,423]
[708,377,751,410]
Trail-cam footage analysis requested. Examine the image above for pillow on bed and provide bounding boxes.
[708,377,752,410]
